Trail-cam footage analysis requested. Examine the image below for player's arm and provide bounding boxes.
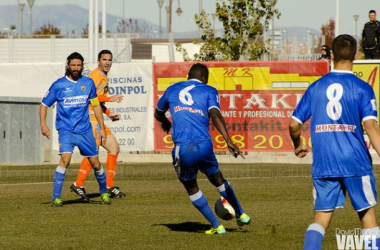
[98,95,124,103]
[289,118,308,158]
[101,103,120,122]
[364,119,380,157]
[40,104,51,139]
[154,108,171,134]
[209,108,244,159]
[91,97,107,144]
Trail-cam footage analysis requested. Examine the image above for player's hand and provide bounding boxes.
[109,112,121,122]
[227,142,245,159]
[161,121,171,134]
[110,95,124,103]
[295,144,308,158]
[99,128,107,145]
[41,125,51,139]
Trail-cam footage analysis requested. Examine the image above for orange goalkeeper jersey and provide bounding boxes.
[88,68,109,119]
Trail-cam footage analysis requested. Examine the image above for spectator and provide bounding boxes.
[318,45,331,62]
[362,10,380,59]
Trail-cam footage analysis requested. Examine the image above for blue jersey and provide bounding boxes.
[42,76,97,133]
[157,79,220,145]
[293,70,377,178]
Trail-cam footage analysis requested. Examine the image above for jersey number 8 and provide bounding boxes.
[326,83,343,120]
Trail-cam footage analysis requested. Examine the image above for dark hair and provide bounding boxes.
[369,10,376,14]
[188,63,209,82]
[332,35,356,62]
[66,52,84,65]
[98,50,113,60]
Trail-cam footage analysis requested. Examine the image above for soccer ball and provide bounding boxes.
[214,197,235,220]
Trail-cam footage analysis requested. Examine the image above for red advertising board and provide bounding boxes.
[153,61,329,152]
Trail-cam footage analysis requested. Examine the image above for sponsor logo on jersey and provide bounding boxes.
[64,88,72,92]
[315,124,356,133]
[81,85,86,91]
[174,105,206,116]
[63,95,88,107]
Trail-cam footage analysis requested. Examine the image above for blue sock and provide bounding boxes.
[303,223,325,250]
[190,190,221,229]
[52,166,66,200]
[94,166,107,194]
[362,227,380,250]
[217,180,244,218]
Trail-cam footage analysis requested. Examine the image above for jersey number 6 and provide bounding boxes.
[179,85,196,105]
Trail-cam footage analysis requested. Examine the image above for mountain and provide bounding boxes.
[0,4,320,40]
[0,4,165,37]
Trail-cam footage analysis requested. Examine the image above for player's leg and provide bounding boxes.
[173,143,224,234]
[101,131,125,198]
[51,130,74,206]
[303,178,342,250]
[78,129,110,204]
[199,140,250,226]
[345,174,380,249]
[72,120,100,191]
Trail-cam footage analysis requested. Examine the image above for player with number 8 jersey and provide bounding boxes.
[292,67,376,178]
[290,35,380,250]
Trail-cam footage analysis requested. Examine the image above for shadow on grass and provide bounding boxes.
[152,222,243,233]
[42,193,104,205]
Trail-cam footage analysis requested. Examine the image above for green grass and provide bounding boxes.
[0,163,379,249]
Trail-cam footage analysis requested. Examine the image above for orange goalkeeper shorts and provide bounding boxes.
[90,117,112,147]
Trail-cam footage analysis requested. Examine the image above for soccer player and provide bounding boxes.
[70,50,126,201]
[40,52,111,206]
[154,63,251,235]
[290,34,380,250]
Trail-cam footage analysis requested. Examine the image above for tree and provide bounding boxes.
[319,19,335,48]
[176,0,280,61]
[81,24,109,37]
[33,23,60,35]
[116,18,151,34]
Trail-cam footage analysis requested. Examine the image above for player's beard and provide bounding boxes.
[65,68,83,81]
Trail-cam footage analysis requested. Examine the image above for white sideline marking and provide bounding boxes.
[0,182,52,186]
[0,176,310,187]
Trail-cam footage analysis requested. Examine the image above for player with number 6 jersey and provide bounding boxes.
[155,63,250,235]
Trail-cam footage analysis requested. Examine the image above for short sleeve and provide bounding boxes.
[156,90,169,112]
[360,84,378,122]
[207,87,220,112]
[292,87,312,124]
[88,79,98,99]
[41,82,58,107]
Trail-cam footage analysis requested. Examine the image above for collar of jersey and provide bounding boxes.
[65,76,78,83]
[188,79,202,83]
[331,70,353,74]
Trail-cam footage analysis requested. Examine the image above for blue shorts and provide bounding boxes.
[172,140,219,181]
[313,174,377,212]
[58,129,98,157]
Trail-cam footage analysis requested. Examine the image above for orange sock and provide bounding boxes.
[106,154,118,188]
[75,157,92,187]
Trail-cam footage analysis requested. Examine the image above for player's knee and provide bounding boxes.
[180,178,199,195]
[207,171,225,186]
[88,157,101,170]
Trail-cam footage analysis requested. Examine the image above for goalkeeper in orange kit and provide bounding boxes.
[71,50,126,200]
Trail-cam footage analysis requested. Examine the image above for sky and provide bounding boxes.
[2,0,380,36]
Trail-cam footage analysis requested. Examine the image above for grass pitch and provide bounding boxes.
[1,163,379,250]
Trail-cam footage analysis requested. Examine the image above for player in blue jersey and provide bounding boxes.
[290,35,380,250]
[154,63,251,235]
[40,52,111,206]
